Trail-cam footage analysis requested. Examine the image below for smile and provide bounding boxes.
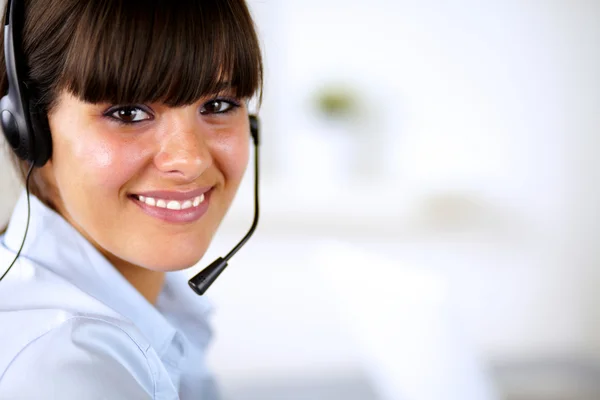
[130,190,212,224]
[133,194,205,210]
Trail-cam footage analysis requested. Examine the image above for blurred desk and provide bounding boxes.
[196,235,499,400]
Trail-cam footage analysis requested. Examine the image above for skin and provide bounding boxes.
[38,91,250,304]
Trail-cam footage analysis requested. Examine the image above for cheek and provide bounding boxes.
[213,134,250,185]
[54,132,146,192]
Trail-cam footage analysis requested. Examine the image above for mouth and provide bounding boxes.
[128,188,213,224]
[130,193,206,210]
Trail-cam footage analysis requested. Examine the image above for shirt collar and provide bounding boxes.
[3,190,212,356]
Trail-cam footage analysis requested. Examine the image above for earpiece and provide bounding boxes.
[0,0,51,167]
[249,114,259,145]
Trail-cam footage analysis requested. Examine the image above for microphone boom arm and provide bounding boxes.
[188,115,260,295]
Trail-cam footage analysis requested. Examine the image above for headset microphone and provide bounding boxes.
[188,115,260,295]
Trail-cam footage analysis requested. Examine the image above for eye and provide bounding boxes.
[106,106,152,124]
[200,99,239,115]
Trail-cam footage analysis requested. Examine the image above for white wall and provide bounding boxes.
[0,147,20,226]
[239,0,600,362]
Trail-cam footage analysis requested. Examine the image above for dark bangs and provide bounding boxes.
[58,0,263,107]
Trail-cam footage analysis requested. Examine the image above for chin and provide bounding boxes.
[140,259,199,273]
[114,232,214,273]
[138,247,209,273]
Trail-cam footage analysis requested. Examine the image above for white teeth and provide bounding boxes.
[166,200,181,210]
[193,194,204,207]
[135,193,206,210]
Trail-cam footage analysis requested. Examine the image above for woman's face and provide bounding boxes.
[41,91,250,272]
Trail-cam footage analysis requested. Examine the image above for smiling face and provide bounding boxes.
[40,91,250,272]
[1,0,262,280]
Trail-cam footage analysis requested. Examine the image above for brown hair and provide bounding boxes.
[0,0,263,235]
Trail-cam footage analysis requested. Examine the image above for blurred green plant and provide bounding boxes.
[312,84,360,121]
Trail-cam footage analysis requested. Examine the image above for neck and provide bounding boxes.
[80,228,166,304]
[111,259,166,305]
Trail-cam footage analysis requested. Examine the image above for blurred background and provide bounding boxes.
[2,1,600,399]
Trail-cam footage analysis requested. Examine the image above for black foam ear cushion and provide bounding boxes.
[249,115,259,145]
[28,97,52,165]
[1,109,20,150]
[0,102,32,162]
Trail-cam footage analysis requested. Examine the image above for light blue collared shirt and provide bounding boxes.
[0,191,219,399]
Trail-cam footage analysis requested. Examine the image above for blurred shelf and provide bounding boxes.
[219,179,412,238]
[218,180,528,243]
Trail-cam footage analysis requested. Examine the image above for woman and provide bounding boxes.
[0,0,262,398]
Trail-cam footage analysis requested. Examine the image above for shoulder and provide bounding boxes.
[0,247,150,346]
[0,315,157,399]
[0,254,153,353]
[0,253,164,399]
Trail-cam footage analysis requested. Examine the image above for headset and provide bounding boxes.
[0,0,261,295]
[1,0,50,166]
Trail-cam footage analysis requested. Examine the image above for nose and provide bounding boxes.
[154,121,213,182]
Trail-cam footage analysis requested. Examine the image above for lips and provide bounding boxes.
[129,187,213,223]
